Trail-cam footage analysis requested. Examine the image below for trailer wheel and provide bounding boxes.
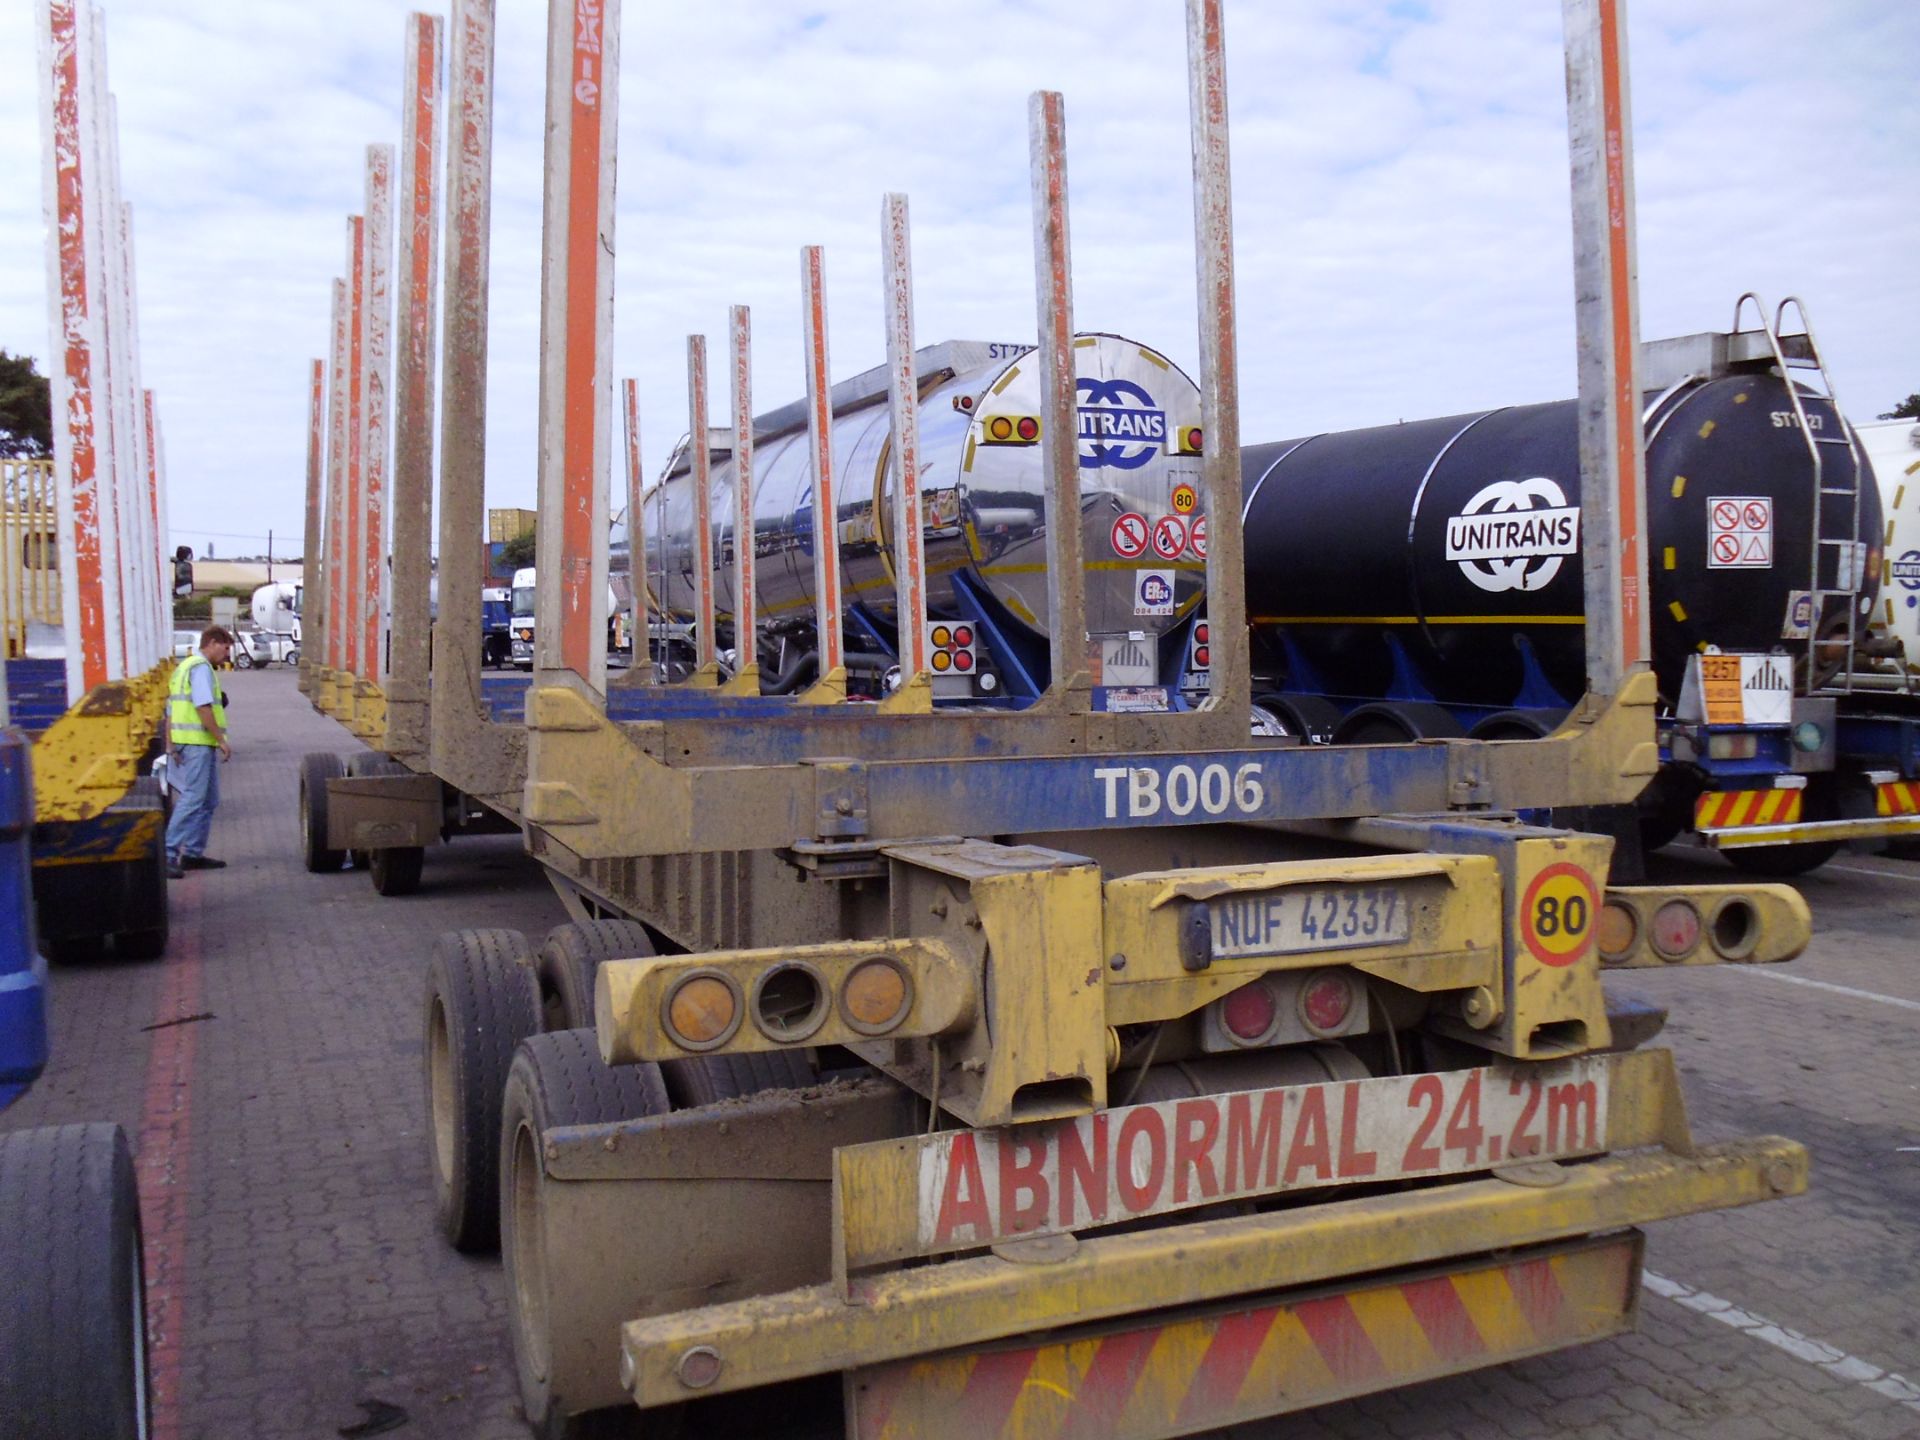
[502,1030,671,1439]
[299,751,347,873]
[536,920,655,1032]
[369,846,425,897]
[660,1048,816,1109]
[0,1124,151,1440]
[423,929,541,1252]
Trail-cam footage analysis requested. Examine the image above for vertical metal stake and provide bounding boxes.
[325,275,348,682]
[344,213,365,681]
[387,12,444,753]
[532,0,618,696]
[687,334,718,677]
[299,361,324,694]
[799,244,846,702]
[361,144,394,689]
[1563,0,1649,699]
[880,192,931,714]
[1186,0,1250,730]
[725,307,760,693]
[619,376,650,683]
[1029,90,1089,709]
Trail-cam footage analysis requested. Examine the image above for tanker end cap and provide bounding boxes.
[596,941,977,1066]
[1594,883,1811,969]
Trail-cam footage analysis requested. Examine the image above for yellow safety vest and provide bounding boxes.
[167,654,227,746]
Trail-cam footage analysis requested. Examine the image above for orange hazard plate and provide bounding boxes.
[1694,787,1802,829]
[845,1233,1644,1440]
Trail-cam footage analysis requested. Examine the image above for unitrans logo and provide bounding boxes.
[1077,378,1166,471]
[1444,478,1581,593]
[1894,550,1920,592]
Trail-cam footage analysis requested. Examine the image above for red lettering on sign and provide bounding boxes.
[1544,1078,1599,1151]
[1284,1088,1333,1184]
[1224,1090,1284,1191]
[1508,1073,1542,1158]
[1056,1113,1109,1227]
[1115,1107,1167,1212]
[1403,1075,1444,1169]
[997,1129,1051,1235]
[1336,1085,1380,1178]
[1172,1099,1222,1203]
[934,1132,990,1244]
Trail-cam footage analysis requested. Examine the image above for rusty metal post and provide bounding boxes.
[798,244,846,703]
[344,213,366,681]
[360,144,394,690]
[724,309,760,693]
[879,193,931,714]
[387,13,444,754]
[38,0,116,694]
[324,274,349,685]
[1029,91,1089,710]
[1186,0,1249,732]
[686,335,718,678]
[432,0,519,798]
[299,361,323,694]
[616,376,650,684]
[1563,0,1648,700]
[531,0,618,698]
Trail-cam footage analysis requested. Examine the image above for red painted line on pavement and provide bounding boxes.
[136,881,204,1439]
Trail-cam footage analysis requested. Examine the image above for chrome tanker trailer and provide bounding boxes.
[641,333,1209,708]
[1239,306,1920,874]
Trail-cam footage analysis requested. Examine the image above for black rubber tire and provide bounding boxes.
[1332,701,1465,746]
[423,929,542,1253]
[1725,841,1843,878]
[535,920,656,1033]
[369,846,425,897]
[299,751,347,873]
[0,1123,150,1440]
[659,1047,816,1110]
[502,1031,671,1438]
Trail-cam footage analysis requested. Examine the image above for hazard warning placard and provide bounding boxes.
[1680,651,1792,726]
[1708,495,1773,569]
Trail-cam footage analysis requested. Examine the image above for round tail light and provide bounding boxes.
[1221,981,1277,1043]
[1650,899,1701,961]
[1299,970,1355,1035]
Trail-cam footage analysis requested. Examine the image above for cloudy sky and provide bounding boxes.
[2,0,1915,559]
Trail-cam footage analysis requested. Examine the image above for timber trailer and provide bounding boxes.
[295,1,1813,1435]
[9,0,174,963]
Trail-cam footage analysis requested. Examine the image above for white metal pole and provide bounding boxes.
[621,376,648,681]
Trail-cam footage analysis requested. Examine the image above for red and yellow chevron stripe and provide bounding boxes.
[1694,788,1802,830]
[848,1236,1640,1440]
[1875,780,1920,817]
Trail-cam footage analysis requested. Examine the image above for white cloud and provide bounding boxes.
[1,0,1913,555]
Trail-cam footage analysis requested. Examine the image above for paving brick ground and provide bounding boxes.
[7,669,1918,1439]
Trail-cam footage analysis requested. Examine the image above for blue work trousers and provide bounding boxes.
[164,744,220,860]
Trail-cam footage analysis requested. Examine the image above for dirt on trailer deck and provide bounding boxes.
[5,668,1918,1439]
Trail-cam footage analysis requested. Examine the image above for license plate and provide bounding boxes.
[912,1059,1611,1259]
[1209,883,1410,959]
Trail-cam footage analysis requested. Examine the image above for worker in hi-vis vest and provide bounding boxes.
[164,624,234,878]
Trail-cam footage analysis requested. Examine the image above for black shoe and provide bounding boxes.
[166,856,185,879]
[181,854,227,870]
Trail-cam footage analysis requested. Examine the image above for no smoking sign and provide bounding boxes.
[1707,494,1772,570]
